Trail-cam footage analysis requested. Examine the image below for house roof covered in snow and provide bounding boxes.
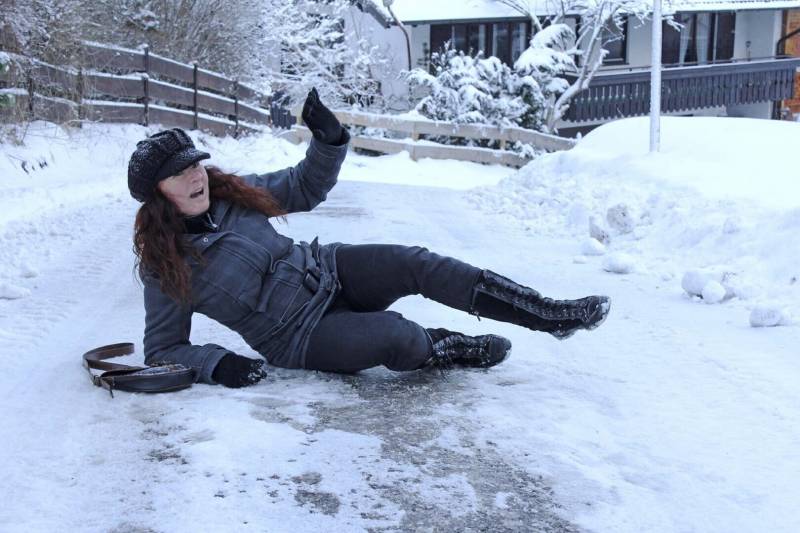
[671,0,800,11]
[358,0,800,26]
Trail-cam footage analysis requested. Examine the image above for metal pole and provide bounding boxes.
[650,0,662,152]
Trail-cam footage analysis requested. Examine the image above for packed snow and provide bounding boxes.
[467,115,800,327]
[1,116,798,532]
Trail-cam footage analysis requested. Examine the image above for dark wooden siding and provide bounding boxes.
[564,57,800,122]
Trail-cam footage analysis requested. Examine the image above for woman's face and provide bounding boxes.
[157,162,210,216]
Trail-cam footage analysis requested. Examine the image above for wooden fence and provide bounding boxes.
[0,41,577,166]
[285,109,577,168]
[0,41,273,136]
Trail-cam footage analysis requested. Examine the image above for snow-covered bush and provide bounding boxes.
[406,23,589,150]
[408,44,527,128]
[407,42,549,153]
[0,53,9,74]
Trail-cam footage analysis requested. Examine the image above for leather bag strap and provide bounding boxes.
[83,342,195,397]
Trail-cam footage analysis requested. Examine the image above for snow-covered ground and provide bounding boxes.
[467,116,800,328]
[0,117,798,532]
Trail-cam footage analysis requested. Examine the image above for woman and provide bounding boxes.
[130,88,610,388]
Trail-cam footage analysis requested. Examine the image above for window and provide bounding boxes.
[601,17,628,64]
[430,24,452,57]
[468,23,487,56]
[429,20,532,67]
[492,22,510,64]
[453,24,468,51]
[662,12,736,66]
[511,22,528,63]
[713,12,736,61]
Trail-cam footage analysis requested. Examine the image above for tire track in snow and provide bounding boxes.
[0,195,135,364]
[0,194,176,531]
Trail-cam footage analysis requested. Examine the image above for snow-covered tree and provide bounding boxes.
[260,0,391,110]
[497,0,650,131]
[78,0,266,80]
[0,0,85,64]
[1,0,387,108]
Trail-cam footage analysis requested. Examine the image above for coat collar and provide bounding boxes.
[182,197,233,246]
[211,196,233,222]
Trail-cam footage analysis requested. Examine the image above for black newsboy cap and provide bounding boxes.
[127,128,211,202]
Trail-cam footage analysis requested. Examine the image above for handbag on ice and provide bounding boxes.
[83,342,195,397]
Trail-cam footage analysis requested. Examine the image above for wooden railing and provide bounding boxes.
[286,110,577,168]
[564,56,800,122]
[0,41,272,136]
[0,41,577,166]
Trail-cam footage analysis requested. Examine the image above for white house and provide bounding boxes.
[348,0,800,133]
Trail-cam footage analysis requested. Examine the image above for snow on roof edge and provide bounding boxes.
[359,0,800,25]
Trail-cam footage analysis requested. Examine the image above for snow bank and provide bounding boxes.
[467,116,800,325]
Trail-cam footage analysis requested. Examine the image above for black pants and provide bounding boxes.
[304,244,483,373]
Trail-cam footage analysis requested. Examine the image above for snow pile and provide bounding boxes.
[467,116,800,327]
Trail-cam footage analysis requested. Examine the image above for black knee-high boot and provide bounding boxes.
[467,269,610,340]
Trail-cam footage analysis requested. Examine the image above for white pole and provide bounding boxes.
[650,0,662,152]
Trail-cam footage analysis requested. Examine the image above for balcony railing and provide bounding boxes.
[564,56,800,122]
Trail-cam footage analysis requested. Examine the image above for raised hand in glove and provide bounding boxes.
[212,353,267,388]
[301,87,344,145]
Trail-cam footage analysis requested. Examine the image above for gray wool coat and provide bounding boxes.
[141,133,350,384]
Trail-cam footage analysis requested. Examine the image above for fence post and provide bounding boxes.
[142,45,150,127]
[26,69,34,120]
[192,62,199,130]
[233,79,239,137]
[142,76,149,127]
[76,66,84,127]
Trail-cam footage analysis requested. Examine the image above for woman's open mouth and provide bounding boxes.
[190,187,204,199]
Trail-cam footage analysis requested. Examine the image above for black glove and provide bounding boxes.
[212,353,267,388]
[301,87,344,145]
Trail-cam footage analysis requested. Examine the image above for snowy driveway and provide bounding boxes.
[1,123,798,532]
